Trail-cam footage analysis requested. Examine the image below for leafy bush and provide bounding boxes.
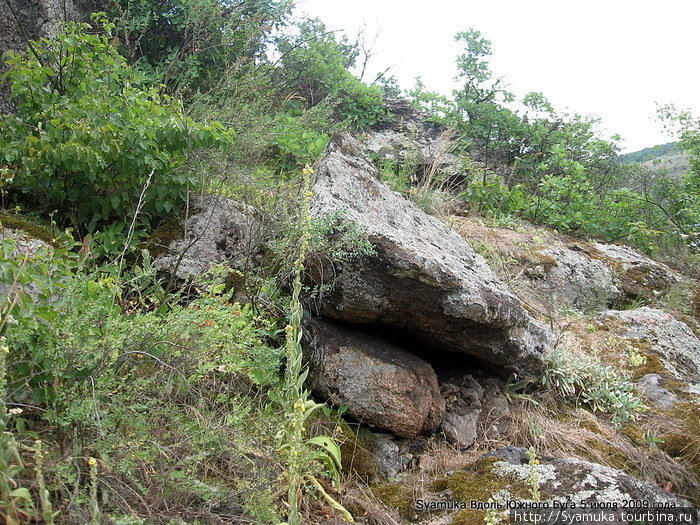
[268,101,331,174]
[6,258,283,426]
[100,0,292,96]
[276,19,386,130]
[0,18,229,233]
[0,233,290,521]
[460,172,526,216]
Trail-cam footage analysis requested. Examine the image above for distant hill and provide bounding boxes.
[621,142,680,163]
[620,142,690,178]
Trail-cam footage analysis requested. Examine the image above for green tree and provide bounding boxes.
[100,0,293,96]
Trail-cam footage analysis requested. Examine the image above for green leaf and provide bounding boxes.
[307,435,342,470]
[10,487,32,501]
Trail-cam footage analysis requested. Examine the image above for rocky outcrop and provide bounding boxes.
[149,196,261,281]
[482,447,695,508]
[529,244,622,311]
[453,217,693,315]
[308,134,553,378]
[454,218,623,314]
[307,319,444,439]
[586,242,681,302]
[363,99,463,183]
[593,308,700,390]
[375,447,695,524]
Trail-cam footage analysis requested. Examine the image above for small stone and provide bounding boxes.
[636,373,679,410]
[441,410,480,448]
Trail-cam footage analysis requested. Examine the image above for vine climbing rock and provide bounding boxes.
[307,133,553,378]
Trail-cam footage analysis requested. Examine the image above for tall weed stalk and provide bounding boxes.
[280,166,352,524]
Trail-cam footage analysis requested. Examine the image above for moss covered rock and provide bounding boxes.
[0,213,57,246]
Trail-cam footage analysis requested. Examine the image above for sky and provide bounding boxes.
[296,0,700,153]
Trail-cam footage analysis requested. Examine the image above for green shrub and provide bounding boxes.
[1,241,286,521]
[269,101,331,174]
[99,0,292,96]
[276,19,386,130]
[0,17,229,232]
[460,172,526,216]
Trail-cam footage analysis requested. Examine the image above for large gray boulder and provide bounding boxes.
[149,195,261,281]
[306,318,445,439]
[307,134,553,378]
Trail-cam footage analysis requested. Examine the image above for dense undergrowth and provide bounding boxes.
[1,1,700,522]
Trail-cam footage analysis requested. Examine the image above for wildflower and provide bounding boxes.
[8,407,23,415]
[88,458,97,466]
[301,165,314,175]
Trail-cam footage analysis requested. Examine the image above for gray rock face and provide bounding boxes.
[308,133,553,378]
[483,447,695,510]
[151,196,261,281]
[595,308,700,390]
[636,374,679,410]
[363,99,463,183]
[306,318,445,439]
[533,245,622,312]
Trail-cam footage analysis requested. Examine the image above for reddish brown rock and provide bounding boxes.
[307,319,445,439]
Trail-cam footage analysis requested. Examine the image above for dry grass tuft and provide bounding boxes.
[506,397,699,502]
